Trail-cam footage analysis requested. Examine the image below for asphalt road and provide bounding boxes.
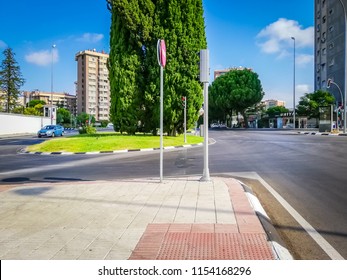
[1,130,347,259]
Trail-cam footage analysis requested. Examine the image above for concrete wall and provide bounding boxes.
[0,113,53,136]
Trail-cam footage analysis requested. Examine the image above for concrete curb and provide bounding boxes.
[237,180,294,260]
[20,143,204,155]
[297,131,347,136]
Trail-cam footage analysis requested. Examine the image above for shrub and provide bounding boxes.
[79,125,97,134]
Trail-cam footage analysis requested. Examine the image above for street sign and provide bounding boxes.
[157,39,166,68]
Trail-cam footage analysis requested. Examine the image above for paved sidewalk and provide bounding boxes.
[0,177,277,260]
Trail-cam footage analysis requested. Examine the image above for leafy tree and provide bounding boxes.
[76,112,95,127]
[24,107,40,116]
[209,69,264,127]
[108,0,206,136]
[28,99,46,108]
[266,106,289,117]
[0,48,25,113]
[57,108,71,125]
[12,106,25,114]
[297,90,335,123]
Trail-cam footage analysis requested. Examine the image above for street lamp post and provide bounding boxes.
[327,79,344,130]
[338,0,347,134]
[51,44,56,124]
[291,37,296,129]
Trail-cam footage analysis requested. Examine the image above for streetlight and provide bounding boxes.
[291,37,296,129]
[327,78,344,130]
[51,44,56,124]
[338,0,347,134]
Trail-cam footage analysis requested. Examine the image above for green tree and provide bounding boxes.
[297,90,335,122]
[57,108,71,125]
[108,0,206,136]
[0,48,25,113]
[24,107,40,116]
[266,106,289,117]
[28,99,46,108]
[209,69,264,128]
[76,112,95,127]
[12,106,25,114]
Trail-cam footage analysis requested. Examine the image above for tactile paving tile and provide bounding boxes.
[129,223,275,260]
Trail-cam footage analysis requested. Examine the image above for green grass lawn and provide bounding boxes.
[27,133,203,153]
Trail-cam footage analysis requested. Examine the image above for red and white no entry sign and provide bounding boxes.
[157,39,166,68]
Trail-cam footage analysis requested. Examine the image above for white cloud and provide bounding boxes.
[25,48,59,66]
[0,40,7,49]
[296,84,311,95]
[296,54,314,66]
[256,18,314,64]
[76,33,104,43]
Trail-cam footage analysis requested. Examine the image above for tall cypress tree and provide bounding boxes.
[0,48,25,113]
[108,0,207,135]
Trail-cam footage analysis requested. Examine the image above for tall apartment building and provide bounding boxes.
[75,50,110,121]
[315,0,347,104]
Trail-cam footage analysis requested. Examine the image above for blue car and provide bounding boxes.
[37,125,64,138]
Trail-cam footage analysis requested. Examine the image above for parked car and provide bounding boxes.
[37,125,64,138]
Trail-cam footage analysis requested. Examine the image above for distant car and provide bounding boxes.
[37,125,64,138]
[106,123,114,128]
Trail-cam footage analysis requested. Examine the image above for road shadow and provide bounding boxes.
[1,176,88,185]
[13,186,52,196]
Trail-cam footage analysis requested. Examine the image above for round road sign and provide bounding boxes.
[157,39,166,67]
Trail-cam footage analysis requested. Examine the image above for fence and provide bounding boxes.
[0,113,53,136]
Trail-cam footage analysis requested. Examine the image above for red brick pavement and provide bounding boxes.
[129,179,275,260]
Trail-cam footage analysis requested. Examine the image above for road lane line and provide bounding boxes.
[254,173,345,260]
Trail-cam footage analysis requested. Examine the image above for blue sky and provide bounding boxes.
[0,0,314,108]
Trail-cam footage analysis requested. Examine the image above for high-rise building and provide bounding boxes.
[315,0,347,104]
[75,50,110,121]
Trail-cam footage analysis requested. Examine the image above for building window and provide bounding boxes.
[329,58,335,67]
[321,32,326,43]
[321,63,326,72]
[322,15,326,23]
[322,48,326,55]
[329,9,334,15]
[328,42,334,49]
[329,25,334,32]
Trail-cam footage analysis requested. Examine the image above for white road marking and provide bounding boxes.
[218,171,345,260]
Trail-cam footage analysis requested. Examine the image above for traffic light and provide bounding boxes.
[182,96,186,108]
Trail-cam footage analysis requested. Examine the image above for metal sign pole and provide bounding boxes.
[157,39,166,183]
[160,65,163,182]
[184,96,187,144]
[199,49,210,182]
[202,82,210,181]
